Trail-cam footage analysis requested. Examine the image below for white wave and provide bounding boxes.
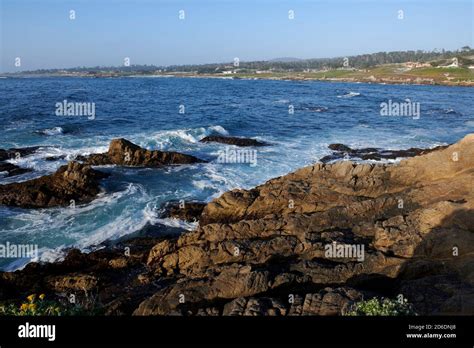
[38,126,64,136]
[303,106,328,112]
[208,125,229,135]
[4,144,109,175]
[143,201,160,223]
[4,120,34,131]
[138,125,229,149]
[465,120,474,127]
[190,162,251,198]
[75,214,148,249]
[143,201,197,230]
[34,246,69,264]
[7,183,142,233]
[337,91,361,98]
[192,180,215,190]
[2,183,151,270]
[155,217,198,231]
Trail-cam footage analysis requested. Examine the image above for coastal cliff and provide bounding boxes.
[1,134,473,316]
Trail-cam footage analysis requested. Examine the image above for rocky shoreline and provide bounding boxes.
[6,74,474,88]
[0,134,473,315]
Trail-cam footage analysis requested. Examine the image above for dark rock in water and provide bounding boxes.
[321,143,449,163]
[74,155,89,162]
[0,147,40,177]
[160,201,206,222]
[319,154,343,163]
[0,162,32,177]
[0,161,109,208]
[328,143,352,152]
[45,155,66,161]
[79,138,206,166]
[0,150,8,162]
[200,135,268,147]
[0,146,42,161]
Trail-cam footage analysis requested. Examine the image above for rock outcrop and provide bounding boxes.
[0,161,109,208]
[1,134,473,316]
[200,135,268,147]
[79,138,205,166]
[136,134,474,315]
[320,143,449,162]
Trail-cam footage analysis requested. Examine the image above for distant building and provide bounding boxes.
[444,58,459,68]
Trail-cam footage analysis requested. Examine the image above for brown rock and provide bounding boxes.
[137,134,474,315]
[1,134,473,316]
[0,161,109,208]
[49,274,99,292]
[82,138,205,166]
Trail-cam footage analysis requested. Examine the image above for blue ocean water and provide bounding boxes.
[1,77,473,270]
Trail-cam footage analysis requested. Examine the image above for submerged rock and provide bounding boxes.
[200,135,268,147]
[0,161,109,208]
[80,138,205,166]
[45,155,66,162]
[0,146,42,161]
[320,143,449,163]
[0,146,43,177]
[0,162,32,177]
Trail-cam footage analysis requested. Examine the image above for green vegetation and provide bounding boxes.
[0,294,96,316]
[345,297,417,316]
[410,67,474,81]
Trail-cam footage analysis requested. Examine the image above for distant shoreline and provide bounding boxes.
[0,74,474,87]
[2,71,474,87]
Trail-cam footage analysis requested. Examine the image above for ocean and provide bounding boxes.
[1,77,473,270]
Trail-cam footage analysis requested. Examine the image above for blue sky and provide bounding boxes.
[1,0,473,72]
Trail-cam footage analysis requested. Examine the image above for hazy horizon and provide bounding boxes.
[1,0,473,73]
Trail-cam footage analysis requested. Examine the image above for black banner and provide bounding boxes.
[0,316,473,346]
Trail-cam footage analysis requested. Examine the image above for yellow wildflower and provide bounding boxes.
[20,303,28,311]
[27,294,36,302]
[39,294,45,300]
